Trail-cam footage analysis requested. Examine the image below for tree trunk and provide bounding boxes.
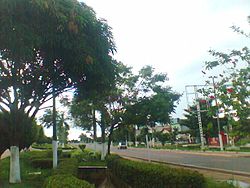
[9,146,21,183]
[107,125,114,155]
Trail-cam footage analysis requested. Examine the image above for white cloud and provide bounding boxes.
[82,0,249,118]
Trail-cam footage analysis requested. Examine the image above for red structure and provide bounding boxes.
[208,131,227,146]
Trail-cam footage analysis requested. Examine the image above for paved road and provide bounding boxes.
[111,147,250,174]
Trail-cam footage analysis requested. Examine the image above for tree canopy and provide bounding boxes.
[0,0,116,182]
[0,0,116,149]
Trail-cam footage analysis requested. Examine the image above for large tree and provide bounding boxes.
[0,0,115,183]
[124,66,181,129]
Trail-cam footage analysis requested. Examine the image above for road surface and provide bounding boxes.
[111,147,250,175]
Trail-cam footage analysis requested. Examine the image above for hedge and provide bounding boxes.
[79,144,86,151]
[106,155,205,188]
[31,158,53,169]
[44,158,94,188]
[53,158,78,176]
[71,149,101,162]
[44,174,94,188]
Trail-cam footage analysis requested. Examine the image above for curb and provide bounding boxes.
[128,147,250,158]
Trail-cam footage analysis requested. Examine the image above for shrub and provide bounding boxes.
[23,150,49,160]
[79,144,86,151]
[71,149,101,162]
[44,174,94,188]
[53,158,78,176]
[46,149,62,158]
[107,155,205,188]
[44,157,94,187]
[31,158,53,169]
[61,151,71,158]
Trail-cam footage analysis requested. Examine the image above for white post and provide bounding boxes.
[101,142,105,161]
[52,140,58,168]
[146,135,150,162]
[9,146,21,183]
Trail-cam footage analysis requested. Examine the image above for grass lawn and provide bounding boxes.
[0,152,52,188]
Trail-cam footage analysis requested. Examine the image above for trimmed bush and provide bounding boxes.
[46,149,62,158]
[44,174,94,188]
[107,155,205,188]
[44,157,94,187]
[53,158,78,176]
[61,151,71,158]
[71,149,101,162]
[31,158,53,169]
[79,144,86,151]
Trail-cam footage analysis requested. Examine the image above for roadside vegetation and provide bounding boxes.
[0,146,237,188]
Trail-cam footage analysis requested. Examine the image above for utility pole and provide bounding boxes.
[185,85,205,150]
[194,86,205,150]
[210,76,224,151]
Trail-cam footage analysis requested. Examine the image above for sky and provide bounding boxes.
[82,0,249,117]
[45,0,250,140]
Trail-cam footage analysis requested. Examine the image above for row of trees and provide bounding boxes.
[0,0,116,183]
[70,63,181,156]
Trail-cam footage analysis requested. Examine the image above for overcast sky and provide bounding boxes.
[82,0,249,118]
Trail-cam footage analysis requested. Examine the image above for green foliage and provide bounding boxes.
[44,157,94,188]
[124,66,181,127]
[79,161,107,167]
[205,178,236,188]
[61,151,72,158]
[44,174,94,188]
[36,126,52,144]
[31,143,76,150]
[0,151,52,187]
[179,102,228,142]
[0,111,40,151]
[107,155,205,188]
[40,109,70,146]
[0,3,116,183]
[202,23,250,137]
[31,143,53,149]
[236,137,250,146]
[153,132,172,146]
[79,144,86,151]
[53,158,78,176]
[71,149,101,163]
[30,158,53,169]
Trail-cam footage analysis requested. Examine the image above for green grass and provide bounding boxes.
[0,152,52,188]
[137,144,250,152]
[205,178,236,188]
[79,161,107,166]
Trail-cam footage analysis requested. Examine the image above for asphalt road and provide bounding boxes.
[111,147,250,174]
